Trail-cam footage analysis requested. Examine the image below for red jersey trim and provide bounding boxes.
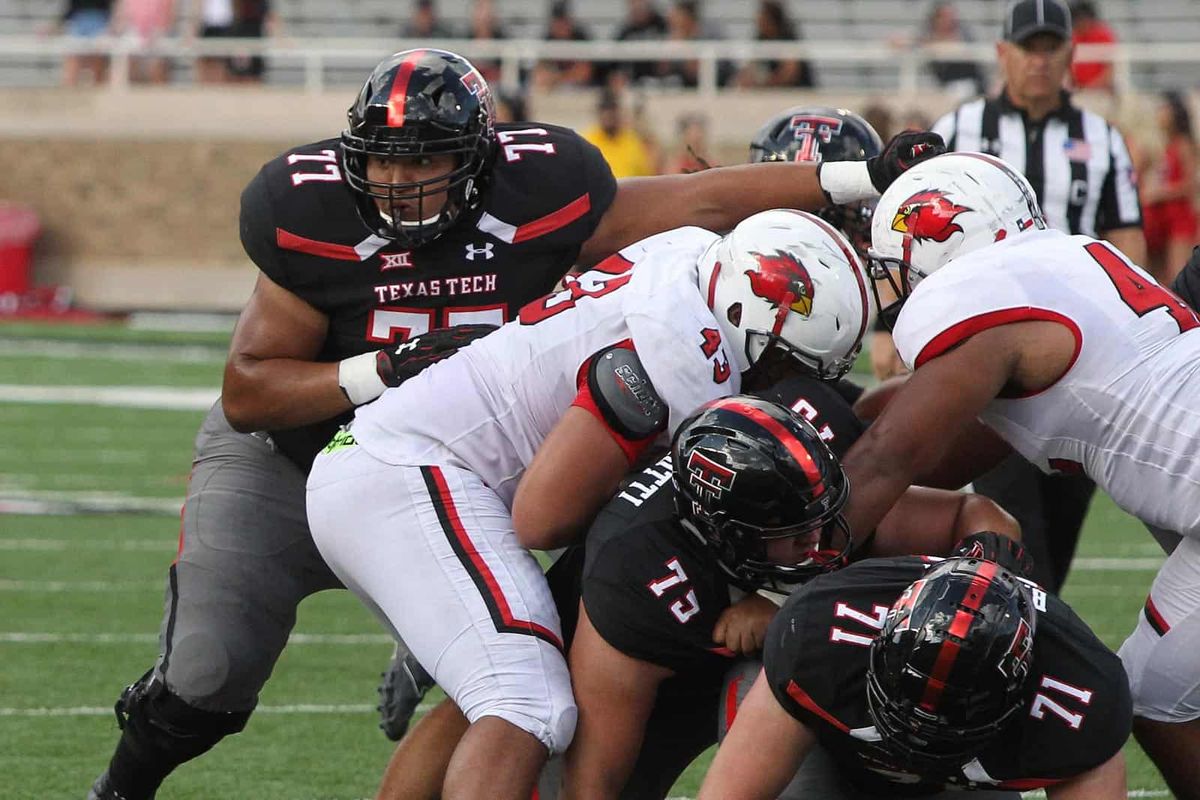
[276,228,362,261]
[786,680,849,733]
[1144,595,1171,637]
[725,672,743,728]
[514,193,592,244]
[913,307,1083,397]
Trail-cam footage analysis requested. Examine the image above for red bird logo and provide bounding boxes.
[744,250,816,317]
[890,189,971,244]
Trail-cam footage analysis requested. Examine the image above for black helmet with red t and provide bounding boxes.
[671,396,852,592]
[749,107,883,254]
[866,556,1038,764]
[341,49,497,247]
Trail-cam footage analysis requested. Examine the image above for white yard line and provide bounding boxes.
[0,632,393,644]
[0,339,226,362]
[0,384,218,411]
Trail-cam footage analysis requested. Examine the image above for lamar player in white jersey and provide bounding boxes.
[305,209,873,800]
[838,151,1200,800]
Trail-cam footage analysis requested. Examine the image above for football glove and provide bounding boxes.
[952,530,1036,579]
[866,130,947,193]
[375,323,498,387]
[339,323,498,406]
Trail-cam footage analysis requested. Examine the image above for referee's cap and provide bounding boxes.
[1004,0,1072,44]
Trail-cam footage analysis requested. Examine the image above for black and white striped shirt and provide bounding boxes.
[932,90,1142,237]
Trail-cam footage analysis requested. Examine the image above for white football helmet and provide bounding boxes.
[869,152,1046,326]
[698,209,875,379]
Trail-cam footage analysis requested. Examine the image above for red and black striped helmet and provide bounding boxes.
[866,556,1037,764]
[671,396,851,592]
[341,49,497,247]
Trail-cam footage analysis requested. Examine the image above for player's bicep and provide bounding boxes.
[698,671,815,800]
[512,407,630,551]
[226,271,328,366]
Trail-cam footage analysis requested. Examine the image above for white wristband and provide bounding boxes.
[818,161,879,204]
[338,351,387,406]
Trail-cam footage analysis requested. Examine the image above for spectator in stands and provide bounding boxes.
[614,0,667,85]
[582,88,655,177]
[655,1,728,89]
[401,0,456,39]
[891,2,984,97]
[1070,1,1116,92]
[52,0,114,86]
[495,90,529,123]
[862,102,894,142]
[225,0,276,84]
[467,0,507,84]
[1143,91,1198,284]
[531,1,596,91]
[731,0,814,89]
[112,0,174,84]
[666,112,710,173]
[194,0,233,83]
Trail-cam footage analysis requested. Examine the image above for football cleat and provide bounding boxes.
[86,771,136,800]
[377,643,435,741]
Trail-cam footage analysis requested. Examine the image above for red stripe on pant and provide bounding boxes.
[421,466,563,652]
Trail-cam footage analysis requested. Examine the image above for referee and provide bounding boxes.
[930,0,1146,593]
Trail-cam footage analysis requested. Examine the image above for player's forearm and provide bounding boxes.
[670,162,830,231]
[841,425,922,542]
[221,357,352,432]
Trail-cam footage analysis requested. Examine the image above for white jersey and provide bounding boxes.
[894,228,1200,538]
[351,227,741,505]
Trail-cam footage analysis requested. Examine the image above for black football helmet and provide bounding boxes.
[866,557,1037,765]
[748,106,883,255]
[671,396,851,593]
[341,49,497,247]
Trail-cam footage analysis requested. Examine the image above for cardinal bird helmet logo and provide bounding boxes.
[744,250,817,317]
[890,189,971,245]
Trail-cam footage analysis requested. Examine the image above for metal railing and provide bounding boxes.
[0,35,1192,95]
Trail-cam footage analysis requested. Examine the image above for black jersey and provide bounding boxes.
[237,123,617,469]
[764,557,1132,795]
[580,375,865,675]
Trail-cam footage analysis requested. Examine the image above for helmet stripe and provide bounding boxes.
[386,49,427,128]
[705,259,722,310]
[917,559,999,712]
[722,399,825,497]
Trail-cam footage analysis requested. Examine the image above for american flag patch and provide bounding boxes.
[1063,139,1092,162]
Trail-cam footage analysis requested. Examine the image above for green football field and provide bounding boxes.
[0,320,1172,799]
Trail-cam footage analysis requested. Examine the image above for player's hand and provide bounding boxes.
[713,593,778,656]
[952,530,1036,578]
[375,324,498,387]
[867,130,947,193]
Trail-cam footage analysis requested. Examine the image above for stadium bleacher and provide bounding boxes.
[0,0,1198,89]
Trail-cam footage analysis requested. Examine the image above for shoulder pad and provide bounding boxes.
[588,345,668,440]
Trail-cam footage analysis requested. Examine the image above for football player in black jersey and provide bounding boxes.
[561,393,1022,800]
[702,556,1131,800]
[88,48,946,800]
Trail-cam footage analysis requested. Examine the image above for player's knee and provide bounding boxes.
[457,677,578,753]
[162,629,269,710]
[117,671,251,761]
[1119,619,1200,723]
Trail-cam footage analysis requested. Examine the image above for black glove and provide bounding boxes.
[866,130,947,193]
[952,531,1036,579]
[375,323,499,387]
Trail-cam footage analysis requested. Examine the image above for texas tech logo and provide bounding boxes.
[379,251,414,271]
[686,450,736,504]
[789,115,844,163]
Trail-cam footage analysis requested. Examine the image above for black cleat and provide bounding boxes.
[87,771,138,800]
[377,644,435,741]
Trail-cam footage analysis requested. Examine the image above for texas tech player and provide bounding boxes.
[702,557,1131,799]
[843,152,1200,798]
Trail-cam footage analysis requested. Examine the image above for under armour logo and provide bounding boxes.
[465,243,494,261]
[380,252,413,270]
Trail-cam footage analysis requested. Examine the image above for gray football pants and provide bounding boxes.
[148,401,343,711]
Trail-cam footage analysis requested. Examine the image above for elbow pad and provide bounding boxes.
[572,344,668,463]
